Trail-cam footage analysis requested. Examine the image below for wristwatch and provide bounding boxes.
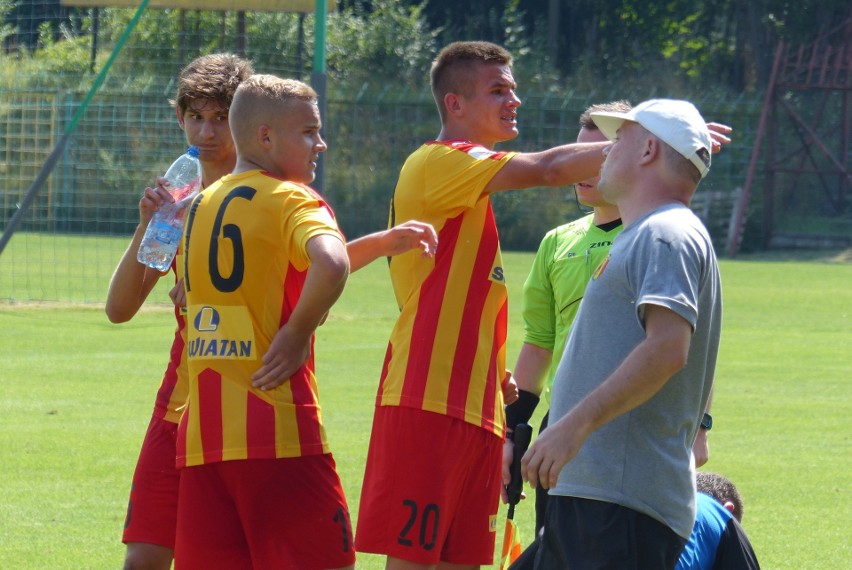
[700,412,713,431]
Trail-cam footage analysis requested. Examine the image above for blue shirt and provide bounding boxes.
[677,492,761,570]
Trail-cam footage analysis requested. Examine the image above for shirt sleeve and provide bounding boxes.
[422,144,515,218]
[632,222,703,331]
[522,230,557,351]
[283,186,343,268]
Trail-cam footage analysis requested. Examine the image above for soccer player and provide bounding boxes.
[106,53,254,570]
[355,41,616,569]
[107,55,437,570]
[175,73,429,568]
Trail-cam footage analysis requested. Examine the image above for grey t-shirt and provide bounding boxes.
[549,203,722,539]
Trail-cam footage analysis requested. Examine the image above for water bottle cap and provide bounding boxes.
[187,146,200,158]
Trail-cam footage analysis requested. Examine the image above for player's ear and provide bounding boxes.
[639,136,658,165]
[176,107,185,130]
[644,138,653,156]
[257,124,272,147]
[444,93,462,116]
[723,501,735,514]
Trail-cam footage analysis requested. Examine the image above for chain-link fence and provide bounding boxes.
[0,3,766,303]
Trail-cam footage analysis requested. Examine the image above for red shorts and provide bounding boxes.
[122,415,180,549]
[356,406,503,565]
[174,454,355,570]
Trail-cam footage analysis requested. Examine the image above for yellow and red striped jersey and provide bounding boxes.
[380,140,516,437]
[177,169,343,468]
[153,251,189,425]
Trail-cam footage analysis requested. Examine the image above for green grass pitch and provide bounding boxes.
[1,250,850,568]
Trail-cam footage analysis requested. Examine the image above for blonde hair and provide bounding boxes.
[229,74,317,146]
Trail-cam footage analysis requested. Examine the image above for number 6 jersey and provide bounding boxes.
[177,169,343,468]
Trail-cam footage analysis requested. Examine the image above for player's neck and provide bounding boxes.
[201,158,236,188]
[436,123,496,150]
[593,205,621,226]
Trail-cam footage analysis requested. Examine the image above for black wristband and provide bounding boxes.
[505,389,540,430]
[700,412,713,430]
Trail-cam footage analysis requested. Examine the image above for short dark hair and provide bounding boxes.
[430,41,513,122]
[579,100,632,130]
[173,53,255,114]
[696,471,745,522]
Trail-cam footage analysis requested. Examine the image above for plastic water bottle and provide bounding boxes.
[137,146,202,271]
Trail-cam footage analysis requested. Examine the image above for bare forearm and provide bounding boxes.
[347,221,437,272]
[290,268,347,334]
[692,384,714,467]
[520,344,682,492]
[250,236,347,391]
[105,224,160,323]
[564,336,687,438]
[486,141,608,193]
[513,343,553,395]
[563,305,691,436]
[346,234,384,273]
[504,343,552,436]
[536,141,609,187]
[289,235,350,333]
[521,306,692,490]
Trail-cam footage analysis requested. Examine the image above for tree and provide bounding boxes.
[6,0,69,51]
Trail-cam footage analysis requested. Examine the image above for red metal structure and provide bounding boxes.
[729,18,851,257]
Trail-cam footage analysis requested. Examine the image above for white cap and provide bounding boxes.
[591,99,712,178]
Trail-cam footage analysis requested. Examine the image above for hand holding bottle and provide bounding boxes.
[137,146,202,272]
[138,177,172,226]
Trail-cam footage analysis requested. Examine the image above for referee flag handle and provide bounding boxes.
[507,423,533,515]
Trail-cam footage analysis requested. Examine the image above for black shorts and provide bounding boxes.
[535,496,686,570]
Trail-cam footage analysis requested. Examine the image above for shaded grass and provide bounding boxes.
[0,251,849,568]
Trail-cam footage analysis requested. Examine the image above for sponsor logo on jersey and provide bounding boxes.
[194,306,219,331]
[187,337,253,358]
[187,305,256,360]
